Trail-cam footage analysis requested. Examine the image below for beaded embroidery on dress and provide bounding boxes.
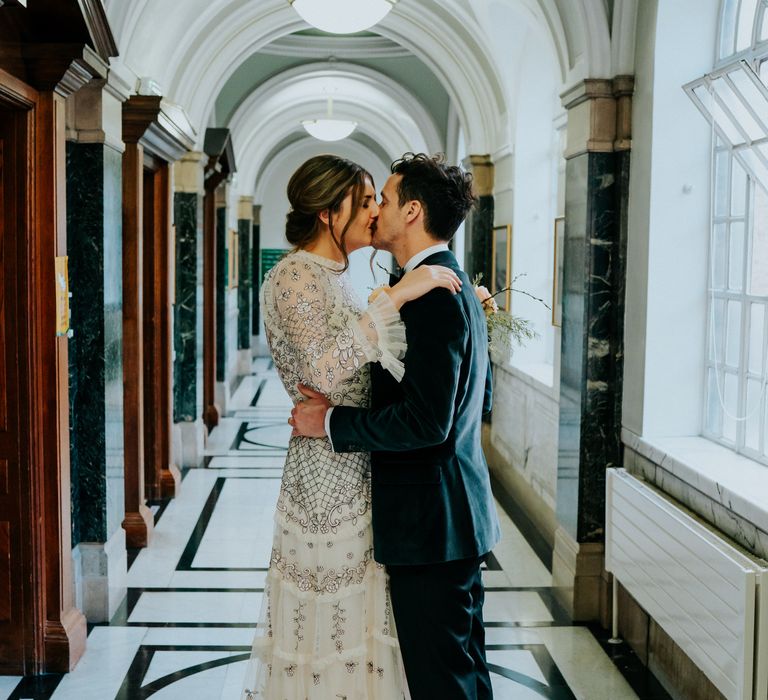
[241,250,409,700]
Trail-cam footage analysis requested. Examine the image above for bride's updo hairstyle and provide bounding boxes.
[286,155,373,272]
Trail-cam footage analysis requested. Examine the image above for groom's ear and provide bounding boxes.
[405,200,421,224]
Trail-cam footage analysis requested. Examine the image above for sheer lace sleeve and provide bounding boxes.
[266,256,406,394]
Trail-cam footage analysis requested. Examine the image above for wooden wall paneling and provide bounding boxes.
[122,95,193,524]
[0,79,31,674]
[121,138,154,549]
[201,129,235,432]
[142,163,180,500]
[0,0,117,675]
[202,180,220,432]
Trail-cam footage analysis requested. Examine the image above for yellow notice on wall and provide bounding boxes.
[55,256,70,336]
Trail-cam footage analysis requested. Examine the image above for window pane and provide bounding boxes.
[763,9,768,40]
[749,303,766,373]
[715,149,730,217]
[744,378,762,450]
[728,222,744,292]
[751,184,768,295]
[726,300,742,366]
[711,297,727,361]
[722,372,739,442]
[706,368,723,436]
[713,223,728,290]
[720,0,738,58]
[715,76,765,142]
[729,222,746,291]
[728,67,768,133]
[732,159,748,216]
[737,0,759,51]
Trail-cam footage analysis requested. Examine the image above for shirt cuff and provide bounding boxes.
[324,407,335,452]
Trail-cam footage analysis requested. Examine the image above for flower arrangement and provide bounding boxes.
[472,272,550,357]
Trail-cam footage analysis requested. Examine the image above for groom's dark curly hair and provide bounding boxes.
[390,152,476,241]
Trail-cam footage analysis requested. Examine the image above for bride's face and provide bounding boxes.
[335,178,379,253]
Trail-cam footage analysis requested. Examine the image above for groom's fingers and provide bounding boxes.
[297,383,324,399]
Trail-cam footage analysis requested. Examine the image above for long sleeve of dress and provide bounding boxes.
[264,255,406,395]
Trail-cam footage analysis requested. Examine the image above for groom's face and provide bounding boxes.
[371,174,406,252]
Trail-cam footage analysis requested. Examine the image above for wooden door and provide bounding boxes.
[0,100,31,675]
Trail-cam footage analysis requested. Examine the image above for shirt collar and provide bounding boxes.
[403,243,451,273]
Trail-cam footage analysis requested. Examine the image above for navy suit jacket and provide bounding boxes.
[329,250,501,565]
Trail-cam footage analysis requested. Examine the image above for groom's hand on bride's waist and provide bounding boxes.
[289,384,331,438]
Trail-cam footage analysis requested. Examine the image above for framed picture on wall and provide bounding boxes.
[552,216,565,327]
[491,224,512,311]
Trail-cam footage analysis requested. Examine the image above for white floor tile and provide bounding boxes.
[0,677,20,700]
[34,363,642,700]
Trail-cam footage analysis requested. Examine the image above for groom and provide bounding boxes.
[291,153,500,699]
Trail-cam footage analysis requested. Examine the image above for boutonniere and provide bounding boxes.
[472,273,549,356]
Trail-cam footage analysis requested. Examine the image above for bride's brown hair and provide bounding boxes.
[286,155,373,273]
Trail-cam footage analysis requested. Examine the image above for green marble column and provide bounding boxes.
[173,189,203,422]
[553,77,633,620]
[237,197,253,350]
[216,200,227,382]
[67,141,125,547]
[251,206,261,336]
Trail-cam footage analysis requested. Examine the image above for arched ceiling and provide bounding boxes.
[103,0,636,199]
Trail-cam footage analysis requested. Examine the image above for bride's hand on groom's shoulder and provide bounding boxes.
[289,384,331,438]
[386,265,462,310]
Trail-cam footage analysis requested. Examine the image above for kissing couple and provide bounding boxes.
[241,152,500,700]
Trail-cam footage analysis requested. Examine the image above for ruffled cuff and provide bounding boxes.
[353,291,407,382]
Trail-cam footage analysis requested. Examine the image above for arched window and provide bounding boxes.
[686,0,768,463]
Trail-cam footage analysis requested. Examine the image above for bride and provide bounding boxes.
[241,154,461,699]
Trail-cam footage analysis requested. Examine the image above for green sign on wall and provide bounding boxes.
[260,248,289,287]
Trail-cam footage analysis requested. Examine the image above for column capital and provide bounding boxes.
[252,204,261,225]
[65,76,125,153]
[237,196,254,220]
[174,152,206,194]
[463,154,494,197]
[560,76,635,159]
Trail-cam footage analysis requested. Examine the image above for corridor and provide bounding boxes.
[3,359,654,700]
[2,2,768,698]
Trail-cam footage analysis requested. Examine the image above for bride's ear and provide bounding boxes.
[318,208,330,226]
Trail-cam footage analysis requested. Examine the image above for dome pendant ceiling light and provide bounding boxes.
[289,0,398,34]
[302,96,357,142]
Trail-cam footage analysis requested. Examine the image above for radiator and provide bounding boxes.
[605,468,768,700]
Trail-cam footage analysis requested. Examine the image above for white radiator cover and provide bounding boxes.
[605,468,768,700]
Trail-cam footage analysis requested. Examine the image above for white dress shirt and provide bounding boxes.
[323,242,452,447]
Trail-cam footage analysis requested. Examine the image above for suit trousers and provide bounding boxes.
[387,555,493,700]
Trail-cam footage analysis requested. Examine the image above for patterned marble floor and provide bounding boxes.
[1,359,669,700]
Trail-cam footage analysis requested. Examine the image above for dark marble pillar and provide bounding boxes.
[463,155,494,284]
[215,200,227,382]
[67,141,125,546]
[173,190,203,422]
[237,197,253,351]
[251,206,261,337]
[554,77,633,620]
[172,152,206,468]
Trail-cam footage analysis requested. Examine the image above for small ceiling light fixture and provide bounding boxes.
[302,96,357,141]
[289,0,398,34]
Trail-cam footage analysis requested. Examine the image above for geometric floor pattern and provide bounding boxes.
[1,358,663,699]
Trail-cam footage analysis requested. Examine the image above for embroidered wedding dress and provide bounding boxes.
[241,249,409,700]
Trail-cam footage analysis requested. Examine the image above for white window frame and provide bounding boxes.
[683,0,768,464]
